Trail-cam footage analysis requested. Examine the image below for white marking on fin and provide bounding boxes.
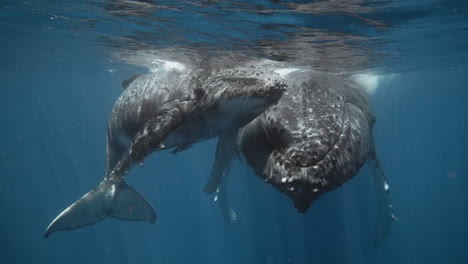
[384,182,389,191]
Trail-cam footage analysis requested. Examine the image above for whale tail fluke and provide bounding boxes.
[45,180,156,238]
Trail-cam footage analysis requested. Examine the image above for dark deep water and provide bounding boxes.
[0,1,467,264]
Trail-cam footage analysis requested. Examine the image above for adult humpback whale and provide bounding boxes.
[45,67,287,237]
[205,70,395,244]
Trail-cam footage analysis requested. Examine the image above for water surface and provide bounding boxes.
[0,1,467,263]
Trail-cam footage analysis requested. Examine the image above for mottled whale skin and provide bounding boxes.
[239,70,376,211]
[45,67,287,237]
[207,70,394,244]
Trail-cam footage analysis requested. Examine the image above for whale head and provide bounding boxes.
[238,71,374,212]
[206,67,288,101]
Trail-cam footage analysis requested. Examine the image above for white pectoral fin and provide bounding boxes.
[45,181,156,238]
[369,150,395,247]
[204,133,238,194]
[204,134,239,225]
[216,169,238,226]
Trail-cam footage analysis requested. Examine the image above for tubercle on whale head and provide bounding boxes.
[266,166,325,213]
[212,67,288,97]
[262,127,370,213]
[262,144,345,212]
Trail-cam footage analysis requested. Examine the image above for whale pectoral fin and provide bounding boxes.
[368,147,395,247]
[215,175,238,226]
[204,132,238,194]
[110,182,156,223]
[205,133,239,225]
[45,181,156,238]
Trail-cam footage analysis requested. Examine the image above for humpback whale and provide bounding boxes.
[206,69,395,244]
[45,67,287,237]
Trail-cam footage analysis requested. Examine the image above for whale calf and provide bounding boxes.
[45,67,287,237]
[206,70,394,243]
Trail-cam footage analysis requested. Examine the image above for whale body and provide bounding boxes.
[206,70,394,243]
[45,67,287,237]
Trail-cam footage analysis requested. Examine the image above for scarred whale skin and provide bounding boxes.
[45,67,287,237]
[206,69,394,244]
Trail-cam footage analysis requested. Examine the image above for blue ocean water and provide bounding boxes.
[0,1,467,264]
